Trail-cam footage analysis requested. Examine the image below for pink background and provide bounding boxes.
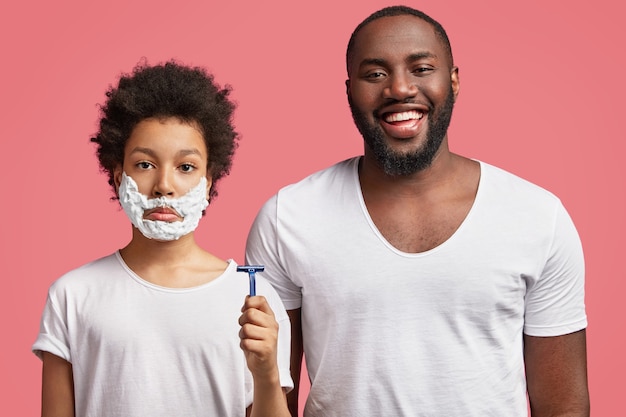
[1,1,624,415]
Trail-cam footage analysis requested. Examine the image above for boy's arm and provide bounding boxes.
[41,351,75,417]
[240,296,290,417]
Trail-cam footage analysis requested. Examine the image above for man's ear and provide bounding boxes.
[451,66,460,101]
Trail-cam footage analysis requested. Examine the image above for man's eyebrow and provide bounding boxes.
[407,52,438,62]
[358,58,388,68]
[358,52,438,68]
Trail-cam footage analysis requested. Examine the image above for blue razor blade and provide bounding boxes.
[236,265,264,296]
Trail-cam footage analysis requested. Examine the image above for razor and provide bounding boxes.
[236,265,265,296]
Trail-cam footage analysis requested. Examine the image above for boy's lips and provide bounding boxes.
[144,207,181,221]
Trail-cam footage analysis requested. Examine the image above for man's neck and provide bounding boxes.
[359,147,461,198]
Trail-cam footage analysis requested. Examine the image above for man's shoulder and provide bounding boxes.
[252,157,360,224]
[479,160,560,203]
[278,157,359,196]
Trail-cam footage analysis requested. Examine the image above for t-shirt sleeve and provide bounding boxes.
[269,287,294,392]
[245,194,303,310]
[32,284,71,361]
[523,202,587,336]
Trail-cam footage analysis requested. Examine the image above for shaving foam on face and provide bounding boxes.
[118,172,209,241]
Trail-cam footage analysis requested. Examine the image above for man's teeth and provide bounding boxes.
[384,111,423,122]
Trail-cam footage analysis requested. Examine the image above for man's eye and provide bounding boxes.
[366,71,386,79]
[414,67,433,74]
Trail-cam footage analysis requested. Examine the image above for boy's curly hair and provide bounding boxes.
[91,59,239,202]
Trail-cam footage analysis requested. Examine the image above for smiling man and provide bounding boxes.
[246,5,589,417]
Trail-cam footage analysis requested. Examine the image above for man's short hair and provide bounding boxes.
[346,5,454,74]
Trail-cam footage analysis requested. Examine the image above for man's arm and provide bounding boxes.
[41,351,75,417]
[287,308,304,417]
[524,329,589,417]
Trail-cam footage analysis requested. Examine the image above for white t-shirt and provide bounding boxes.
[33,252,293,417]
[246,157,587,417]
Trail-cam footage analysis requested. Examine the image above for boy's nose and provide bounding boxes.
[152,171,175,197]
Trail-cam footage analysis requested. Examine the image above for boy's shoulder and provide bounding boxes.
[50,252,121,290]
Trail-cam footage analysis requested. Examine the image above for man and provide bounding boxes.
[246,6,589,416]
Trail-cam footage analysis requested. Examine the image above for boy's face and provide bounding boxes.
[114,117,212,223]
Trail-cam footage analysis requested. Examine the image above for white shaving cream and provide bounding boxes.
[118,172,209,241]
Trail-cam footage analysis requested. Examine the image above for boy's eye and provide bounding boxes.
[137,161,152,169]
[180,164,195,172]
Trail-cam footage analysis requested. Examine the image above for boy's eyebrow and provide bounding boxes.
[129,147,203,157]
[129,147,156,157]
[177,149,203,157]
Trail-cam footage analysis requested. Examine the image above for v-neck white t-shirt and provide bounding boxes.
[246,157,586,417]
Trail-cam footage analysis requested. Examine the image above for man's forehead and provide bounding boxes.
[349,15,450,69]
[355,15,439,49]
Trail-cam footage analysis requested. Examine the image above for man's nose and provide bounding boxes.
[383,73,418,101]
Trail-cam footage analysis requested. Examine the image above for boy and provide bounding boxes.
[33,60,292,417]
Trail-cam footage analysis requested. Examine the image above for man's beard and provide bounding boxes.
[349,87,455,176]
